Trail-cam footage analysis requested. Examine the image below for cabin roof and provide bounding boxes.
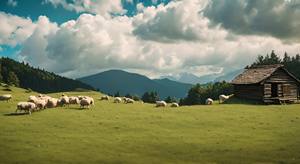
[231,64,294,85]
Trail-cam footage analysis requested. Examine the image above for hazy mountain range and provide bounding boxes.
[161,69,244,84]
[77,68,243,99]
[78,70,193,99]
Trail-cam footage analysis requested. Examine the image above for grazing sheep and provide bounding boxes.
[38,95,52,101]
[114,97,122,103]
[79,97,94,109]
[47,98,59,108]
[100,95,109,100]
[125,98,134,104]
[28,95,38,103]
[69,96,80,104]
[78,96,84,100]
[219,94,234,104]
[59,95,69,106]
[16,102,36,115]
[35,99,47,110]
[170,102,179,107]
[206,98,213,105]
[156,101,167,107]
[0,94,12,102]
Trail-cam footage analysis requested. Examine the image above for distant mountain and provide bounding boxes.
[78,70,193,99]
[0,57,94,93]
[160,69,243,84]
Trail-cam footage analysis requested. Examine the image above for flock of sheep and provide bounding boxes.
[0,94,94,115]
[0,93,233,115]
[101,95,180,108]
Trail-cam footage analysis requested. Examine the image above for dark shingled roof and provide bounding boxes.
[231,64,284,84]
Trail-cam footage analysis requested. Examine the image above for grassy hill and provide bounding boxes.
[1,86,300,163]
[78,70,193,99]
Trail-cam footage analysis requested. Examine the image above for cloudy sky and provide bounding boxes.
[0,0,300,79]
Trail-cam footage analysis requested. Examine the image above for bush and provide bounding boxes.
[164,96,177,103]
[142,91,159,103]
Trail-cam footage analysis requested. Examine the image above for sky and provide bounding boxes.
[0,0,300,79]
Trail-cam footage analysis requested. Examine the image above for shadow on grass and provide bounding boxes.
[67,107,90,111]
[223,97,265,105]
[4,112,29,116]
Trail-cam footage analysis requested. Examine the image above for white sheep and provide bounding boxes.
[35,99,47,110]
[114,97,122,103]
[170,102,179,107]
[47,98,59,108]
[219,94,233,104]
[59,95,69,106]
[79,97,94,109]
[28,95,38,103]
[100,95,109,100]
[38,95,52,102]
[206,98,213,105]
[16,102,37,115]
[0,94,12,102]
[69,96,80,104]
[125,98,134,104]
[156,101,167,107]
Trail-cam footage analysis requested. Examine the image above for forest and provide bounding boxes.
[0,57,94,93]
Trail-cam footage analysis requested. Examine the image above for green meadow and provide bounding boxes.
[0,86,300,163]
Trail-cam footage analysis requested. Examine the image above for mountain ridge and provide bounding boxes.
[78,70,193,99]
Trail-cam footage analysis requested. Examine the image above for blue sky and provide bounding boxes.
[0,0,300,78]
[0,0,171,59]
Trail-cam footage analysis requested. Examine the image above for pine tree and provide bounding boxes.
[7,71,20,86]
[0,62,3,82]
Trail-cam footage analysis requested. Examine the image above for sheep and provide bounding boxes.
[114,97,122,103]
[156,101,167,107]
[16,102,37,115]
[28,95,38,103]
[219,94,234,104]
[35,99,47,110]
[47,98,59,108]
[59,95,69,106]
[125,98,134,104]
[100,95,109,100]
[69,96,80,104]
[38,95,52,102]
[206,98,213,105]
[79,97,94,109]
[78,96,84,100]
[170,102,179,107]
[0,94,12,102]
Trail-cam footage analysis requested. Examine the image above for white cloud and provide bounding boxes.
[7,0,300,79]
[43,0,126,16]
[7,0,18,7]
[0,12,36,47]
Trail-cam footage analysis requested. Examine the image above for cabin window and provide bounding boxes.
[271,83,278,97]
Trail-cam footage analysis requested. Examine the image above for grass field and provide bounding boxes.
[0,86,300,163]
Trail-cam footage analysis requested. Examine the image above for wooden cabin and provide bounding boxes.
[231,64,300,104]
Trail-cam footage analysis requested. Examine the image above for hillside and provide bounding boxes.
[0,57,94,93]
[78,70,193,99]
[1,86,300,163]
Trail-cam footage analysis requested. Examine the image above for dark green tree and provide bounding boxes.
[7,71,20,86]
[142,91,159,103]
[164,96,177,103]
[114,91,120,97]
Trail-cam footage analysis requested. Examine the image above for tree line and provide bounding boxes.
[251,50,300,79]
[0,57,94,93]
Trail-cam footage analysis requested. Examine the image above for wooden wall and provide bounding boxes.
[264,68,299,99]
[234,84,264,100]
